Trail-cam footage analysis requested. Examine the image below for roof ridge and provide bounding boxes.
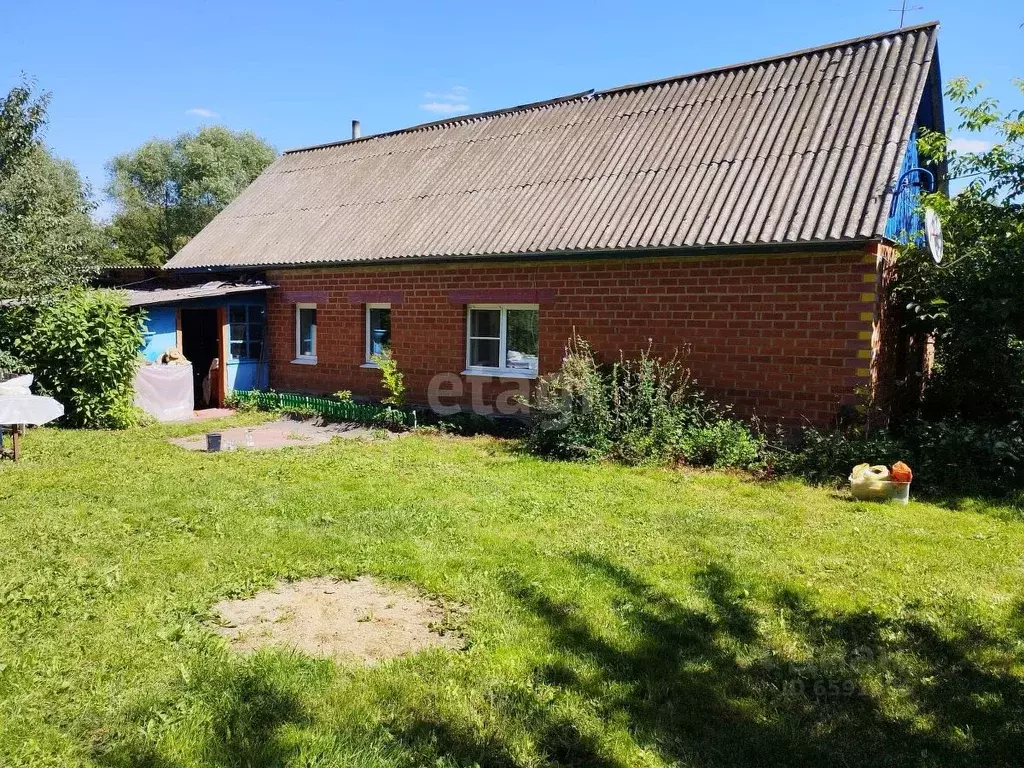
[598,21,939,96]
[284,90,595,155]
[284,22,938,157]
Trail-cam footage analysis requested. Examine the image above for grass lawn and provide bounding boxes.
[1,416,1022,767]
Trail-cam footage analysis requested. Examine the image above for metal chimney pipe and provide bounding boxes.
[351,119,361,139]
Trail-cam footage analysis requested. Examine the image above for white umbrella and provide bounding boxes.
[0,374,64,425]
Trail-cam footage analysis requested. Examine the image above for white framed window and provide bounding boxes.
[464,304,539,377]
[363,304,392,366]
[293,303,317,364]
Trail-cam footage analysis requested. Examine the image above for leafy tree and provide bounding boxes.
[0,79,99,299]
[0,288,144,428]
[0,146,102,297]
[0,78,48,184]
[898,77,1024,423]
[105,126,276,264]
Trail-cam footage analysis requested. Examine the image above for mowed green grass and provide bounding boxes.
[1,416,1022,767]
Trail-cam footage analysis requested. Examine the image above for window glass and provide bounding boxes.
[466,306,539,372]
[298,307,316,358]
[467,308,501,368]
[469,338,501,368]
[367,307,391,359]
[227,305,265,360]
[505,309,539,371]
[470,308,500,339]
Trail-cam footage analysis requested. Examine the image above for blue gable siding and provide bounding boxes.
[883,56,944,247]
[884,127,927,246]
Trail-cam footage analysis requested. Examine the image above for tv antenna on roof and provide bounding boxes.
[889,0,923,27]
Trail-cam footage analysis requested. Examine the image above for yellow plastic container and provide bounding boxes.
[850,476,910,504]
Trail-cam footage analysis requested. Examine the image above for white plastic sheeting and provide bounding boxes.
[134,364,194,422]
[0,375,65,425]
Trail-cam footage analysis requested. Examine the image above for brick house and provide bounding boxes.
[164,23,944,425]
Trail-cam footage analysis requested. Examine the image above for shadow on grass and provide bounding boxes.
[93,664,309,768]
[391,554,1024,767]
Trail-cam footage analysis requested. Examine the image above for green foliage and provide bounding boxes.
[417,410,528,438]
[105,126,276,264]
[776,418,1024,499]
[525,336,764,468]
[919,77,1024,202]
[905,418,1024,497]
[0,347,25,377]
[678,418,765,470]
[0,288,143,428]
[608,346,692,464]
[524,335,613,460]
[772,427,905,487]
[0,79,100,299]
[0,77,47,184]
[372,406,411,430]
[369,348,406,406]
[903,78,1024,423]
[332,389,353,403]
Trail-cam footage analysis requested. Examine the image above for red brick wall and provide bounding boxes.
[265,247,882,425]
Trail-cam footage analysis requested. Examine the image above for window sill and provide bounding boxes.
[461,368,538,380]
[360,362,380,369]
[291,357,318,366]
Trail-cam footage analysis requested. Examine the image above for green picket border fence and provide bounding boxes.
[231,390,416,428]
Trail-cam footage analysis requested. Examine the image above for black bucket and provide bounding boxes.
[206,433,222,452]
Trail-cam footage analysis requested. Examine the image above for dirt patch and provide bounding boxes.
[170,418,394,452]
[209,576,464,663]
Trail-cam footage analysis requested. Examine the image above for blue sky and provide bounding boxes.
[2,0,1021,219]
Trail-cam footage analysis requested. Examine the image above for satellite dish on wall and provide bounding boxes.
[924,207,943,265]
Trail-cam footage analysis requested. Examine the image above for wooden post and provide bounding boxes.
[216,306,228,408]
[11,429,20,461]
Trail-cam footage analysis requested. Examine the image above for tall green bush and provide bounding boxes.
[0,288,143,428]
[608,346,692,464]
[524,335,613,460]
[524,336,763,468]
[898,77,1024,424]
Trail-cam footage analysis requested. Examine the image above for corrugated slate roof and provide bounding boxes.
[165,23,939,271]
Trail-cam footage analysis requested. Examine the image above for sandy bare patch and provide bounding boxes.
[171,418,389,452]
[209,576,464,663]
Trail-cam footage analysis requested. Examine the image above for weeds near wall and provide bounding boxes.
[370,349,406,407]
[524,335,764,469]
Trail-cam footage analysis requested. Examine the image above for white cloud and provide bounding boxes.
[420,85,470,115]
[420,101,471,114]
[186,107,219,119]
[948,136,992,154]
[424,85,469,102]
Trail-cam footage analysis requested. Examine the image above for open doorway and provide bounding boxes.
[180,309,222,409]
